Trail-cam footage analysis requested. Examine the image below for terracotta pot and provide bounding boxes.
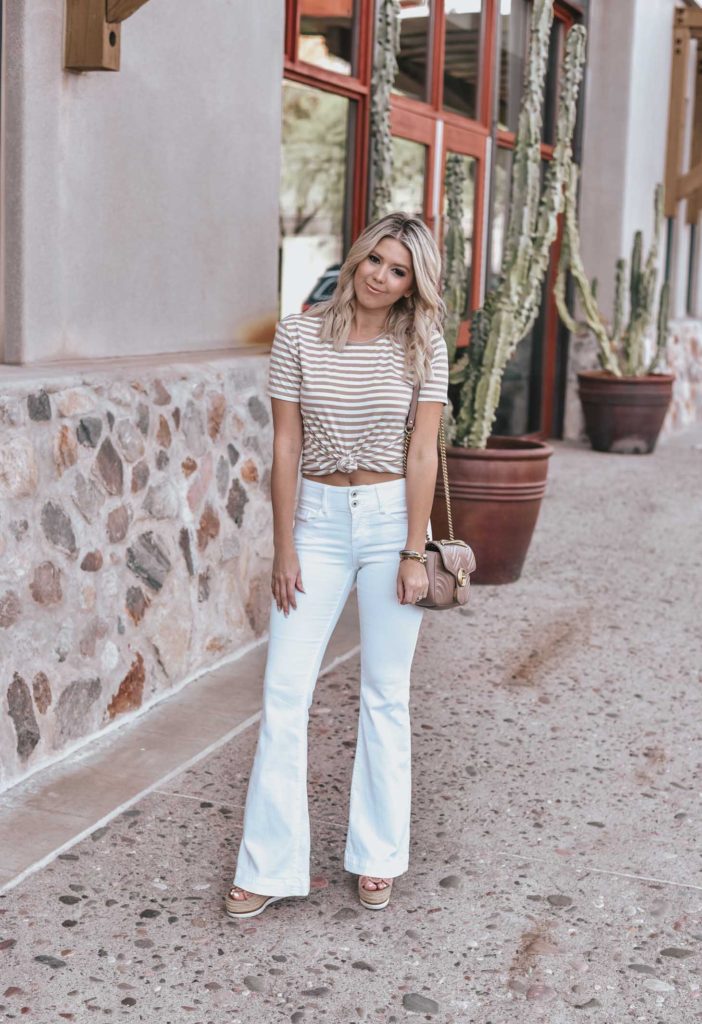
[577,370,675,454]
[431,437,553,585]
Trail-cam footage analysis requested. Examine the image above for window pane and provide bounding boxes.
[497,0,529,133]
[299,0,357,76]
[443,1,483,119]
[491,158,549,436]
[390,137,427,218]
[541,18,563,145]
[395,1,431,103]
[279,83,353,317]
[443,152,476,342]
[488,146,513,288]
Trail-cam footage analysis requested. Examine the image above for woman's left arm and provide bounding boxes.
[397,400,444,605]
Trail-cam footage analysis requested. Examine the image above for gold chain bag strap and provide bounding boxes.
[402,384,477,610]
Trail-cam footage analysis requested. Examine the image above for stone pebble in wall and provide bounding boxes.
[131,460,149,494]
[107,653,145,719]
[226,479,249,527]
[54,425,78,475]
[27,390,52,421]
[126,532,172,592]
[95,437,124,496]
[54,677,102,742]
[32,672,52,714]
[156,415,172,449]
[116,418,145,463]
[7,673,40,759]
[72,471,105,524]
[77,417,102,448]
[40,502,77,556]
[29,561,63,605]
[0,590,23,628]
[0,436,39,497]
[107,505,130,544]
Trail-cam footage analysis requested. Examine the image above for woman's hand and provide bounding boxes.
[272,543,305,616]
[397,558,428,605]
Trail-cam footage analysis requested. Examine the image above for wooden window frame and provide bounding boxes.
[284,0,375,241]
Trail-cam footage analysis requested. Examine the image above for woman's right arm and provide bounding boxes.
[270,397,304,616]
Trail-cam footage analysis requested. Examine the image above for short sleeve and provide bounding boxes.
[267,317,301,403]
[417,333,449,405]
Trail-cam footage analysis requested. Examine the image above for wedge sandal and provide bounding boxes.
[225,885,284,920]
[358,875,393,910]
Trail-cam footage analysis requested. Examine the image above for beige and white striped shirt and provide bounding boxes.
[267,312,449,476]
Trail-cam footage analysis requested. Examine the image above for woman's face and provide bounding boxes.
[353,236,415,314]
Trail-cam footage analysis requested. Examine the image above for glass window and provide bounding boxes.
[488,146,513,288]
[542,17,563,145]
[389,137,427,218]
[279,82,353,316]
[497,0,529,133]
[299,0,357,76]
[395,1,432,103]
[443,1,483,119]
[491,158,549,436]
[442,151,477,347]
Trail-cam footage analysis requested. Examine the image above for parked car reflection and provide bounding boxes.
[301,264,340,312]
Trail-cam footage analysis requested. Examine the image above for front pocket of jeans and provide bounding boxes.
[295,504,322,522]
[382,507,408,520]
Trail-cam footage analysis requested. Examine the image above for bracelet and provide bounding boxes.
[399,549,427,564]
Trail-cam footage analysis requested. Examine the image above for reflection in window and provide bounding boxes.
[492,159,549,436]
[443,152,476,345]
[443,1,482,119]
[279,82,352,316]
[542,17,563,145]
[390,137,427,218]
[497,0,529,133]
[488,146,513,288]
[395,2,431,103]
[299,0,357,76]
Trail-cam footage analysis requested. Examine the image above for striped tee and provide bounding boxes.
[267,312,449,476]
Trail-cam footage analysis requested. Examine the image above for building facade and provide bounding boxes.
[0,0,699,790]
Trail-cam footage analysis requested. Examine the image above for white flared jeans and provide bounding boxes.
[232,476,424,897]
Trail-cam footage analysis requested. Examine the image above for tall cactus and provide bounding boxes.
[554,169,669,376]
[442,154,469,364]
[369,0,401,221]
[452,0,587,449]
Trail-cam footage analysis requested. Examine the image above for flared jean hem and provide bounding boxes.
[232,873,311,898]
[343,855,409,878]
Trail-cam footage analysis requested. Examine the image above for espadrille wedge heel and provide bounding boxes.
[224,886,284,920]
[358,876,393,910]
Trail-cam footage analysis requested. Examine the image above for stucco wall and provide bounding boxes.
[1,0,283,364]
[577,0,674,316]
[563,0,702,441]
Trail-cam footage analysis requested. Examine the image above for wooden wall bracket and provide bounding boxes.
[665,6,702,220]
[64,0,152,72]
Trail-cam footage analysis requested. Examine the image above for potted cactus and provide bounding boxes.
[554,167,674,453]
[429,0,587,584]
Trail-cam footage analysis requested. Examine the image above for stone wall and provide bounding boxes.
[562,318,702,443]
[0,354,273,792]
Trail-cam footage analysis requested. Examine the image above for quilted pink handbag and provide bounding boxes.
[403,385,477,610]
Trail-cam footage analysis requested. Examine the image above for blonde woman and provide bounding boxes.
[225,212,449,918]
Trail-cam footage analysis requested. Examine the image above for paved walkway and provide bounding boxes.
[1,425,701,1023]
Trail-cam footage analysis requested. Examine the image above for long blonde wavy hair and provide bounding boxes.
[312,212,446,386]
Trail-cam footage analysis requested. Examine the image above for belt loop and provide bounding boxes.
[375,482,385,513]
[322,484,328,515]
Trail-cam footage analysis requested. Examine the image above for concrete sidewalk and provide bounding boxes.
[1,424,701,1023]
